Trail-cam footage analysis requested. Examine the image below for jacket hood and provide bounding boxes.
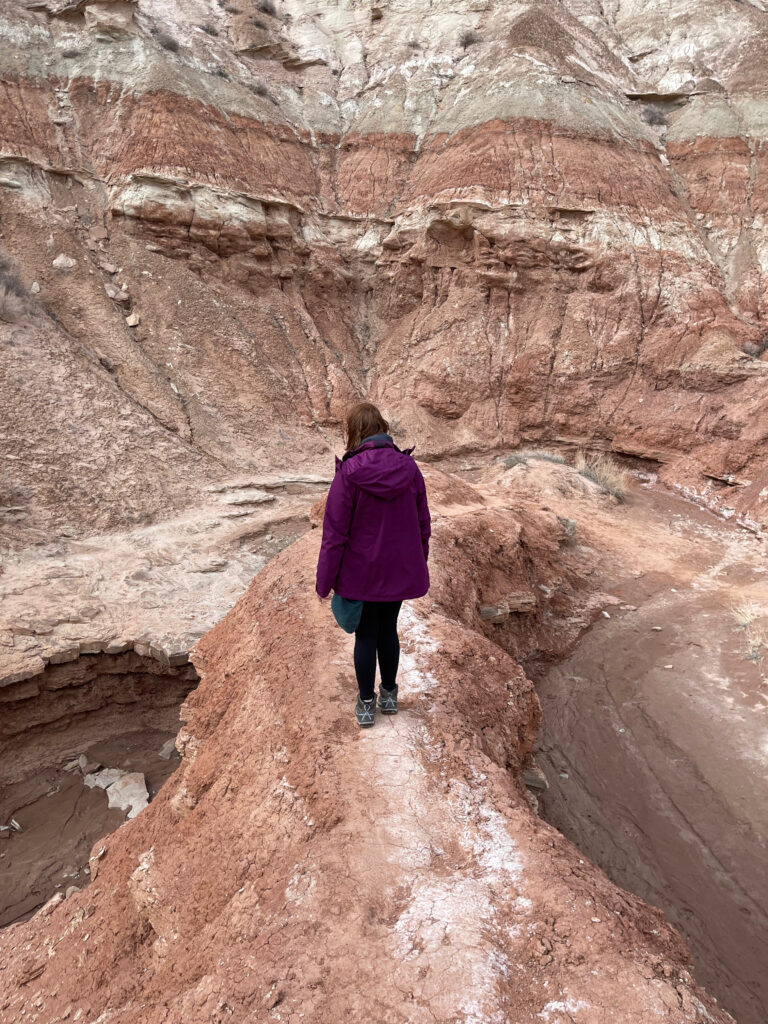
[342,443,417,500]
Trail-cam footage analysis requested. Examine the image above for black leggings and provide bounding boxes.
[353,600,403,701]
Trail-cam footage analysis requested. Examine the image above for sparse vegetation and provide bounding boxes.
[258,0,277,14]
[744,624,767,662]
[558,516,579,546]
[574,451,629,501]
[641,106,667,127]
[731,601,760,629]
[741,336,768,359]
[61,48,82,59]
[0,256,30,324]
[371,7,383,21]
[504,449,565,469]
[731,601,767,663]
[155,32,180,52]
[459,29,480,48]
[247,80,276,103]
[214,65,230,78]
[408,39,421,49]
[201,23,219,36]
[251,16,267,28]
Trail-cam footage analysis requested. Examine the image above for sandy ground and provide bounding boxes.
[530,480,768,1024]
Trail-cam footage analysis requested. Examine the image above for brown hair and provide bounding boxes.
[344,401,389,452]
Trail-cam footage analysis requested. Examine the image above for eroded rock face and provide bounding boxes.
[1,0,767,546]
[0,470,736,1023]
[0,3,765,1019]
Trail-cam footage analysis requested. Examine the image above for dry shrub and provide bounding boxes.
[459,29,480,48]
[156,32,179,52]
[731,602,767,662]
[557,516,578,546]
[574,451,629,501]
[744,624,767,662]
[731,601,760,629]
[504,449,565,469]
[0,257,30,324]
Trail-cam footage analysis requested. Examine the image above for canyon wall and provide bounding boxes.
[2,0,767,546]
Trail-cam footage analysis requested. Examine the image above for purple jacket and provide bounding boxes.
[316,434,431,602]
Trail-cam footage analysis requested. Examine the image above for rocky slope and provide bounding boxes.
[0,468,737,1023]
[2,2,767,1020]
[1,0,767,548]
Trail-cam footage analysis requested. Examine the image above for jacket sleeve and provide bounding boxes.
[415,467,431,561]
[316,468,355,597]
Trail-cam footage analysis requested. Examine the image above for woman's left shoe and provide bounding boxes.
[378,685,398,714]
[355,696,376,727]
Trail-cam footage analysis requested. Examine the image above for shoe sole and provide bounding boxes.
[379,707,397,714]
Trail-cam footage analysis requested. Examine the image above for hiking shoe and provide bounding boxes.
[378,685,398,715]
[355,696,376,727]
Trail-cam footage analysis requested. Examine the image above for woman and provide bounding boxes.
[316,402,431,727]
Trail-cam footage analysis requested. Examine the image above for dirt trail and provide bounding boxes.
[532,482,768,1024]
[323,604,535,1020]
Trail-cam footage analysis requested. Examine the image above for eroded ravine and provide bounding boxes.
[530,484,768,1024]
[0,651,198,926]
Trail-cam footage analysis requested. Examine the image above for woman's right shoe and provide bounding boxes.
[355,696,376,727]
[378,685,398,714]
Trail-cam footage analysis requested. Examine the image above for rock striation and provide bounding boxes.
[1,0,767,547]
[1,1,767,1020]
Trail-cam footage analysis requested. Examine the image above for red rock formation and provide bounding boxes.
[0,470,735,1022]
[1,2,766,1018]
[1,0,767,543]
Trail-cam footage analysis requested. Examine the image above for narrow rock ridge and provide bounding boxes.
[0,467,736,1023]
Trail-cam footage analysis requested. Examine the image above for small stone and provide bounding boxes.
[158,738,176,759]
[664,664,673,669]
[65,886,81,899]
[125,312,140,327]
[100,261,118,274]
[30,281,40,294]
[105,283,130,305]
[106,772,149,819]
[84,768,125,790]
[52,253,76,270]
[651,626,663,631]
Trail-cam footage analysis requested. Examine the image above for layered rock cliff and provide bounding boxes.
[2,0,767,546]
[1,3,767,1021]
